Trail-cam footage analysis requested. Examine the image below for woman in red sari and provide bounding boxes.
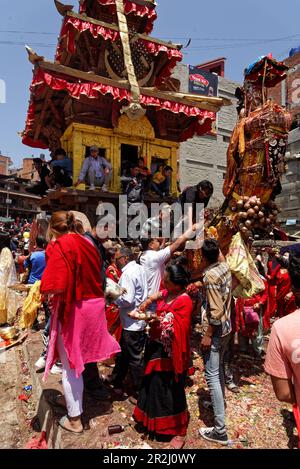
[105,248,122,342]
[273,256,297,318]
[130,263,193,449]
[41,212,120,434]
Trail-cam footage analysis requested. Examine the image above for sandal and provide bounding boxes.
[58,415,83,434]
[170,436,186,449]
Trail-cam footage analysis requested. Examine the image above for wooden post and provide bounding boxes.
[111,136,120,193]
[171,146,178,196]
[72,128,85,189]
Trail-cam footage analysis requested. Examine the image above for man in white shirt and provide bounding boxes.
[109,247,148,400]
[139,225,198,299]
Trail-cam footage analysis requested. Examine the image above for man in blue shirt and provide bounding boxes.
[75,145,112,192]
[24,236,46,284]
[51,148,73,188]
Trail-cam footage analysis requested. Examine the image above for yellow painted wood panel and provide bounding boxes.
[61,119,179,195]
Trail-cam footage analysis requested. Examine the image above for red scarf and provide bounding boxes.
[157,290,193,378]
[41,233,103,324]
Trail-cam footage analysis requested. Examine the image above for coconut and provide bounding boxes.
[237,200,244,210]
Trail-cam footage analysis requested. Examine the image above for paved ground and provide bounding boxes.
[0,330,298,449]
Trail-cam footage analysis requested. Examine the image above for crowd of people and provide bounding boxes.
[0,181,300,448]
[25,145,178,199]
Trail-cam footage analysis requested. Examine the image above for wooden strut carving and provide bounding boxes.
[54,0,74,16]
[115,0,146,120]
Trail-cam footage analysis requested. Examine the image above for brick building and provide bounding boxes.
[173,60,239,206]
[268,50,300,126]
[9,157,40,181]
[0,154,12,176]
[0,175,41,220]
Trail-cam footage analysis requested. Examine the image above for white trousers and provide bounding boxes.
[56,330,83,418]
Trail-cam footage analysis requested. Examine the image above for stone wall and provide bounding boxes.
[173,64,239,207]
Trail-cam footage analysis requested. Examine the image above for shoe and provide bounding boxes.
[101,184,108,192]
[89,184,96,191]
[86,387,111,400]
[227,383,240,393]
[35,356,46,370]
[199,427,229,446]
[51,364,62,375]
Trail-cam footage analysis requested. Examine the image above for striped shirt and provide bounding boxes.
[201,261,232,337]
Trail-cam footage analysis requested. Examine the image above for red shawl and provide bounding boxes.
[41,234,104,324]
[156,290,193,378]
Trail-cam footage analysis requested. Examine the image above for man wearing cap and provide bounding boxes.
[75,146,112,192]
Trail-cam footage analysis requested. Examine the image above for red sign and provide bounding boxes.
[189,73,209,87]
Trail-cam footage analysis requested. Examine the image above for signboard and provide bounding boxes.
[188,66,219,97]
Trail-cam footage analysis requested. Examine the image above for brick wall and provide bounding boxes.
[0,155,11,176]
[268,52,300,122]
[173,64,239,207]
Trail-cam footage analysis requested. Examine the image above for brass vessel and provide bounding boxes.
[0,326,19,341]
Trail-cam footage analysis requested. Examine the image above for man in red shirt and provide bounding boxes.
[265,253,300,442]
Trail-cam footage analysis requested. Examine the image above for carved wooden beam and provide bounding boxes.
[25,46,44,64]
[67,11,181,50]
[34,89,53,140]
[54,0,74,16]
[48,99,64,126]
[31,60,229,113]
[82,32,97,70]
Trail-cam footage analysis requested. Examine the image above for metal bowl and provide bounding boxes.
[0,326,19,341]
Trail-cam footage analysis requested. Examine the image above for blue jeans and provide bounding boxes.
[151,177,170,196]
[202,334,231,435]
